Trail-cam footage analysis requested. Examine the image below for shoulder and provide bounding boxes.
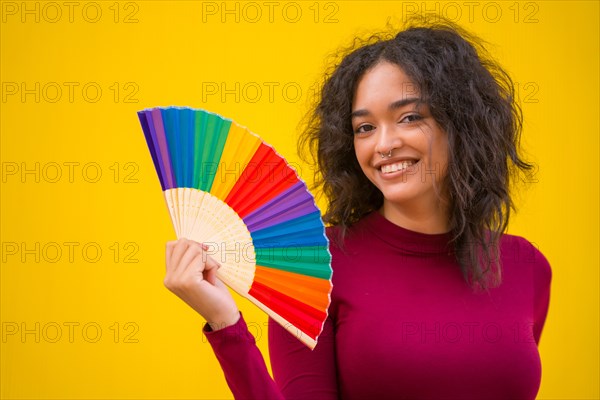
[500,233,552,286]
[325,225,341,247]
[323,222,374,300]
[325,213,377,250]
[325,223,344,251]
[324,224,352,260]
[325,221,373,258]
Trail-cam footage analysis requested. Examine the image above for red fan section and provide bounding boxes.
[224,143,298,218]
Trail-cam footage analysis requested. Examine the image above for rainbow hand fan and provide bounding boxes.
[137,106,332,349]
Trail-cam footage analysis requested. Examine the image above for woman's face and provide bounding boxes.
[351,61,450,211]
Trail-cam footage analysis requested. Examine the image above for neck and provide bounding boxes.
[380,197,450,235]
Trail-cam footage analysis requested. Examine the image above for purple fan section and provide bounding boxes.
[138,112,164,189]
[150,109,175,189]
[243,181,320,231]
[139,108,176,190]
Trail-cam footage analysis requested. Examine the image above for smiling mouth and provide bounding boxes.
[380,160,419,174]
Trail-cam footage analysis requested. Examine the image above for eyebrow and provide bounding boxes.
[351,97,421,119]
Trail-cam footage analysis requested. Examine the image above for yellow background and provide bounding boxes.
[1,1,598,399]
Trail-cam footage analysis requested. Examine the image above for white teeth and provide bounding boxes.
[381,161,416,174]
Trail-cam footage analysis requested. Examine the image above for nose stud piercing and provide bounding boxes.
[379,149,394,159]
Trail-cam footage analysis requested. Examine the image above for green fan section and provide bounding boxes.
[255,246,332,280]
[194,111,231,192]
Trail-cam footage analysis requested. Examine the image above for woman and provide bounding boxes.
[164,17,552,400]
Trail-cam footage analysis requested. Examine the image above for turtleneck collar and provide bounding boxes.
[359,211,455,255]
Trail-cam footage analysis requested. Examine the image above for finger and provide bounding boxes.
[185,239,206,248]
[192,240,211,255]
[203,256,221,286]
[165,240,177,268]
[178,251,207,285]
[169,239,191,273]
[173,241,205,280]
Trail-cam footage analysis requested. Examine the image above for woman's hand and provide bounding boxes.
[164,239,240,331]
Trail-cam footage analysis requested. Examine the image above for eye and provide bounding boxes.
[354,124,376,135]
[400,114,423,124]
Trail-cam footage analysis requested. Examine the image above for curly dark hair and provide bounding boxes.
[298,16,536,291]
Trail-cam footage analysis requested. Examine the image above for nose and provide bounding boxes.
[374,123,404,156]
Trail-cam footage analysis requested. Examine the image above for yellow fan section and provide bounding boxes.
[209,122,262,201]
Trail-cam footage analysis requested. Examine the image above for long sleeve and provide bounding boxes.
[203,312,338,400]
[203,312,284,400]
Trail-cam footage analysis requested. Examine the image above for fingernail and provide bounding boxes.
[201,243,208,251]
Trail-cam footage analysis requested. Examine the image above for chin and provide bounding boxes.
[378,188,422,206]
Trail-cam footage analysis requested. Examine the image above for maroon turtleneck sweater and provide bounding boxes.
[204,211,552,399]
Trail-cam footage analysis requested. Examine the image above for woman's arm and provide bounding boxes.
[165,238,339,399]
[203,313,284,400]
[203,312,338,400]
